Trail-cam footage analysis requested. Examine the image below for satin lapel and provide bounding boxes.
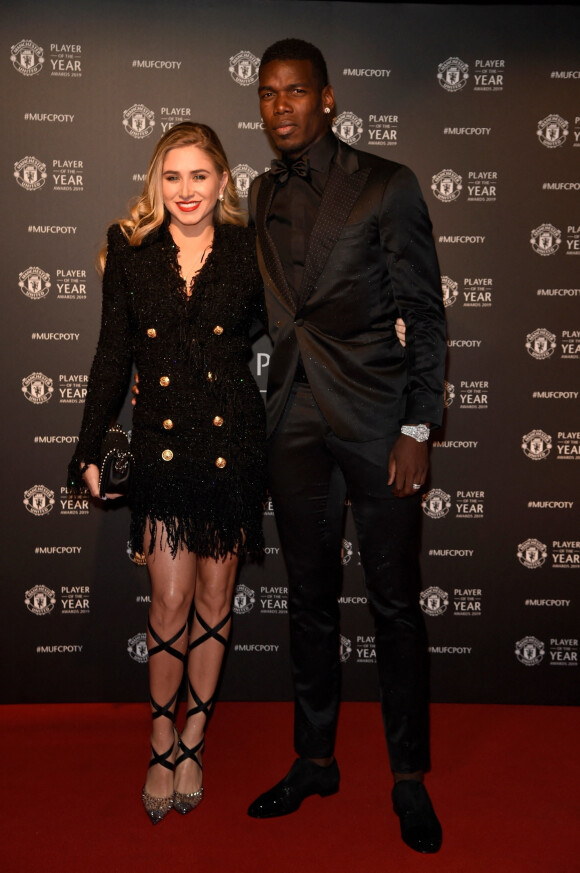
[256,174,296,313]
[296,160,371,312]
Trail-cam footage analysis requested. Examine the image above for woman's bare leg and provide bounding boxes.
[143,524,196,807]
[173,553,238,803]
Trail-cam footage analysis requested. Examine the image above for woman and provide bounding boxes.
[68,123,267,824]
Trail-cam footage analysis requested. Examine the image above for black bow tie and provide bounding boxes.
[269,156,310,185]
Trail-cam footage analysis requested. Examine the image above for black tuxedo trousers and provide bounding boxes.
[268,384,431,774]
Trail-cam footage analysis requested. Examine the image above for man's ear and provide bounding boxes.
[322,84,335,116]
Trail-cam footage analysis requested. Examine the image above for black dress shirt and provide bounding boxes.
[267,131,338,300]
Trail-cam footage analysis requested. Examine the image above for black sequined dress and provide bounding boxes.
[68,222,267,559]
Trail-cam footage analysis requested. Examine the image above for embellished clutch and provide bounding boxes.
[98,424,133,498]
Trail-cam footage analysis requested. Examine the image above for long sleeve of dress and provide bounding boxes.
[68,225,134,492]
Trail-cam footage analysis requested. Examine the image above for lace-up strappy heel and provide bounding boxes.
[173,609,231,814]
[141,619,186,824]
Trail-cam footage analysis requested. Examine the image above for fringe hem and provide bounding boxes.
[130,510,265,563]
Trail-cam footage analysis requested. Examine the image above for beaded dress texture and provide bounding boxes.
[69,222,267,560]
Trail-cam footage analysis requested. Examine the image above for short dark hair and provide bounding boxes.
[260,39,329,89]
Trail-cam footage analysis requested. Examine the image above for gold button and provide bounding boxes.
[213,325,224,336]
[215,457,226,469]
[207,371,214,382]
[147,328,157,338]
[163,419,173,430]
[213,416,224,427]
[162,449,173,461]
[159,376,170,387]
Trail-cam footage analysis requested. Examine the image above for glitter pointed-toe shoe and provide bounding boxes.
[141,785,175,825]
[173,735,204,815]
[141,734,177,825]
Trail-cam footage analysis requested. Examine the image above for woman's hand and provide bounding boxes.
[131,372,139,406]
[395,317,406,348]
[81,462,123,500]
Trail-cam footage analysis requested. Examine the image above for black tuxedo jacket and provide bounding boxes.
[249,138,446,441]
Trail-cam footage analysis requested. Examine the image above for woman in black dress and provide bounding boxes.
[69,123,266,824]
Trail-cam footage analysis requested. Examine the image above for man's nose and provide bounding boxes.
[273,93,291,113]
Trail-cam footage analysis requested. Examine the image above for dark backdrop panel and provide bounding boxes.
[2,1,578,704]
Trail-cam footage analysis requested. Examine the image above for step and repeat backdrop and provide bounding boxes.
[2,1,578,705]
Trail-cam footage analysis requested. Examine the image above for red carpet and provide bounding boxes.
[3,702,578,873]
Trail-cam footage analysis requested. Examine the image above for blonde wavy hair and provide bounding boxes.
[98,122,245,272]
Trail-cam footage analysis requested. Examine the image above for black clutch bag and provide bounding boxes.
[98,424,133,498]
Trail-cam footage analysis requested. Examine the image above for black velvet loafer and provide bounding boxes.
[392,780,442,854]
[247,758,340,818]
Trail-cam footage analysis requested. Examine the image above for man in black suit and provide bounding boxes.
[247,39,446,854]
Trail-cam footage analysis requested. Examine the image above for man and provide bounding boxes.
[247,40,446,854]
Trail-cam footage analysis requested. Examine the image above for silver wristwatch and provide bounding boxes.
[401,424,430,443]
